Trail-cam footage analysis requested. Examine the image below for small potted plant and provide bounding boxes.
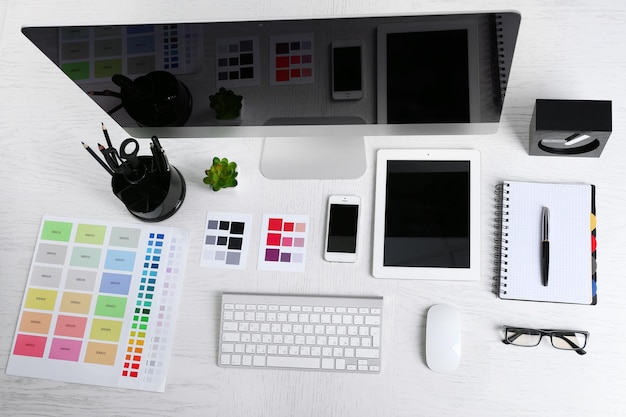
[209,87,243,121]
[203,157,238,191]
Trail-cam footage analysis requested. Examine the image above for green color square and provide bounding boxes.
[94,295,128,319]
[41,220,73,242]
[70,246,102,268]
[140,324,147,330]
[62,61,90,80]
[75,223,107,245]
[94,58,123,79]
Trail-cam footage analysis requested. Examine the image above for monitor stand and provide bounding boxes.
[260,135,366,179]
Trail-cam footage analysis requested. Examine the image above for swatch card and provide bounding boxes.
[215,36,260,88]
[6,216,189,392]
[201,212,252,269]
[269,33,315,85]
[257,214,309,272]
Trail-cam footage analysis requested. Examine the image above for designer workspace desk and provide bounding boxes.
[1,0,626,416]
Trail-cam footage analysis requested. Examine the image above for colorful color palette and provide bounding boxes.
[215,36,260,88]
[257,214,309,272]
[269,33,315,85]
[201,212,252,269]
[6,216,189,392]
[59,24,202,83]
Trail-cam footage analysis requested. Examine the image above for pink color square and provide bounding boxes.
[282,237,293,247]
[276,56,290,68]
[302,68,313,77]
[54,315,87,338]
[13,334,47,357]
[290,55,301,65]
[295,222,307,232]
[291,69,301,78]
[302,55,312,64]
[268,218,283,231]
[294,237,305,247]
[276,70,290,82]
[283,222,294,232]
[266,233,281,246]
[49,338,82,362]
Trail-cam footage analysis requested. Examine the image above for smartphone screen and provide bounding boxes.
[327,203,359,253]
[332,45,362,93]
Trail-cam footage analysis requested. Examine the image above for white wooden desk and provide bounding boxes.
[1,1,626,416]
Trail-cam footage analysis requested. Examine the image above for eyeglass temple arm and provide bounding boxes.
[502,331,523,345]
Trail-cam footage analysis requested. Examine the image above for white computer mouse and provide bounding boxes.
[425,304,461,373]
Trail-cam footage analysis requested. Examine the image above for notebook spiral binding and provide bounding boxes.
[493,183,510,295]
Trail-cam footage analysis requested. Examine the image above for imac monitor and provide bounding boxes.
[22,12,520,179]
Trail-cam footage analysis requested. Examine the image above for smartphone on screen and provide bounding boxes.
[324,195,361,262]
[331,40,363,100]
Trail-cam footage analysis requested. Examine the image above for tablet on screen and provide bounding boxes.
[372,149,480,280]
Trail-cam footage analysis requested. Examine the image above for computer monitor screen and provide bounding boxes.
[22,12,520,179]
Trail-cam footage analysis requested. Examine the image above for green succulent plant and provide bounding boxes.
[203,157,238,191]
[209,87,243,120]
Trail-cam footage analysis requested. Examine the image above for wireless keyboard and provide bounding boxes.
[218,293,383,373]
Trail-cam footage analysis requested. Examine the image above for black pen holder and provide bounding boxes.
[111,156,186,222]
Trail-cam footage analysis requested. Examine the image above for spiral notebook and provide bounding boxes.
[495,181,597,304]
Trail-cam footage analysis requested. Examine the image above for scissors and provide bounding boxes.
[119,138,140,168]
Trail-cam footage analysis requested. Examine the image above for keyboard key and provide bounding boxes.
[223,322,238,331]
[267,356,321,369]
[222,332,240,342]
[356,348,379,359]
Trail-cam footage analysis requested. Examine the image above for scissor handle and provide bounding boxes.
[119,138,140,160]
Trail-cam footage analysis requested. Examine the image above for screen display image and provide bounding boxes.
[383,160,470,268]
[385,30,470,123]
[333,46,362,92]
[327,204,359,253]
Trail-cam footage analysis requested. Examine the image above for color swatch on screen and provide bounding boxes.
[6,216,189,392]
[257,214,309,272]
[215,36,260,88]
[269,33,315,85]
[201,212,253,269]
[59,24,202,83]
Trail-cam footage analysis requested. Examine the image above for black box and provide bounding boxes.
[529,99,612,157]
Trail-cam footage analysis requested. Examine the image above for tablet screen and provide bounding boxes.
[385,30,470,124]
[383,160,470,268]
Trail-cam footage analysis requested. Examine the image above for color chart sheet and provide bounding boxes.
[6,216,189,392]
[59,24,203,83]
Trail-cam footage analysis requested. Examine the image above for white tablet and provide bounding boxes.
[372,149,481,280]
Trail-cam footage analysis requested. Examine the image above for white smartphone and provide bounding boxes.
[331,40,363,100]
[324,195,361,262]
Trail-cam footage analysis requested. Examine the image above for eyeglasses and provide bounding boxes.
[502,326,589,355]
